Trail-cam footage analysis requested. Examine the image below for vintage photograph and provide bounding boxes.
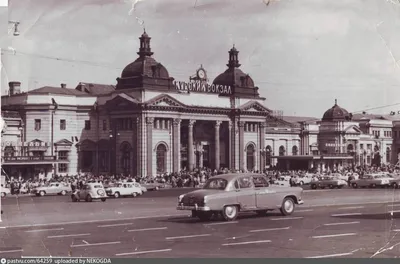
[1,0,400,259]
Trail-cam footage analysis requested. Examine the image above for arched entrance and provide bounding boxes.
[120,141,132,175]
[292,145,298,156]
[386,147,391,164]
[4,146,14,157]
[246,144,255,172]
[156,143,167,173]
[279,146,285,156]
[265,145,272,166]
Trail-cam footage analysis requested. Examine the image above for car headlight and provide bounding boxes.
[178,194,184,203]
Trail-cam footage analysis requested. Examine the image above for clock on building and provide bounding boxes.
[197,68,206,79]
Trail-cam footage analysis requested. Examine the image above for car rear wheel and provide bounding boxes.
[1,192,5,198]
[311,184,317,190]
[39,191,45,197]
[86,195,92,202]
[101,198,106,202]
[392,183,399,189]
[61,190,66,196]
[280,197,295,216]
[114,192,120,198]
[197,212,212,221]
[132,192,137,197]
[222,205,239,221]
[352,183,358,188]
[329,184,334,189]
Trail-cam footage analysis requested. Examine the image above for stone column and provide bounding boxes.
[132,117,139,177]
[146,117,154,177]
[228,121,233,169]
[215,121,222,170]
[172,118,181,172]
[259,122,266,171]
[199,149,203,168]
[188,120,196,171]
[238,121,245,171]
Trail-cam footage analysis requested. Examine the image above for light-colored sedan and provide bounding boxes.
[177,173,304,221]
[34,182,72,197]
[310,176,347,189]
[1,184,11,198]
[71,183,107,202]
[351,174,391,188]
[105,182,143,198]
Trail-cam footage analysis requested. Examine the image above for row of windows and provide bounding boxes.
[244,123,258,132]
[154,119,171,130]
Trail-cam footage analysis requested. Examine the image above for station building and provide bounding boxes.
[1,31,399,179]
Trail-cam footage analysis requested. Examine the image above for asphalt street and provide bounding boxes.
[1,188,400,258]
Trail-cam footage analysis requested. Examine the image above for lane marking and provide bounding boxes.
[302,200,400,208]
[204,221,238,226]
[249,226,291,233]
[25,228,64,233]
[306,252,353,258]
[388,210,400,214]
[116,248,172,256]
[323,221,360,226]
[337,206,364,210]
[0,249,23,253]
[295,209,313,213]
[312,233,357,239]
[222,240,271,246]
[48,233,91,239]
[128,227,167,232]
[270,217,303,221]
[97,223,133,228]
[70,241,121,248]
[331,213,362,217]
[166,234,211,240]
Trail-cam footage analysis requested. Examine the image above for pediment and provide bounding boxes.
[344,125,362,134]
[54,139,73,146]
[105,93,140,110]
[239,101,272,113]
[146,94,186,108]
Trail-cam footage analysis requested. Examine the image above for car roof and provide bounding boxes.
[211,173,265,182]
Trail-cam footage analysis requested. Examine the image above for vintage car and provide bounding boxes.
[386,173,400,188]
[1,184,11,198]
[177,173,304,221]
[71,182,107,202]
[273,177,290,187]
[351,174,391,188]
[141,180,164,191]
[134,182,147,193]
[34,182,72,196]
[310,176,347,189]
[295,175,312,185]
[105,182,143,198]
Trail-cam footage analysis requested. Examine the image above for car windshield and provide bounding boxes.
[203,178,228,190]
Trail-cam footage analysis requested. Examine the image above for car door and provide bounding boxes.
[235,176,256,210]
[253,176,276,208]
[48,184,58,194]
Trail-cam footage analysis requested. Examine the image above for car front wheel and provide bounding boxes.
[132,192,137,197]
[1,192,5,198]
[280,197,295,216]
[101,198,106,202]
[114,192,120,198]
[39,191,45,197]
[352,183,358,188]
[393,183,399,189]
[222,205,239,221]
[61,190,66,196]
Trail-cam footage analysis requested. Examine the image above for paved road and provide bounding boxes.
[1,202,400,258]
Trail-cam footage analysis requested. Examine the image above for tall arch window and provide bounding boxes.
[386,147,391,164]
[156,144,167,173]
[246,144,255,172]
[4,146,14,157]
[120,142,131,174]
[279,146,285,156]
[347,144,354,154]
[265,145,272,166]
[292,145,298,156]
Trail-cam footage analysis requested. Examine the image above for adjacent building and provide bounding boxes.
[1,31,399,179]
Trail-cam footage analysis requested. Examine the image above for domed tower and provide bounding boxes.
[213,45,262,98]
[116,30,174,91]
[318,99,352,155]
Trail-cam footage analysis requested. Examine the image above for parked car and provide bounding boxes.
[273,177,290,187]
[177,173,304,221]
[295,175,312,185]
[71,182,107,202]
[1,184,11,198]
[133,182,147,194]
[105,182,143,198]
[351,174,391,188]
[33,182,72,196]
[141,180,164,191]
[386,173,400,188]
[310,176,347,189]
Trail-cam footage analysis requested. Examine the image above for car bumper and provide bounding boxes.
[176,205,211,211]
[297,200,304,205]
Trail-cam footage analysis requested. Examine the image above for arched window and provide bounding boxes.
[347,144,354,155]
[386,147,391,164]
[156,144,167,173]
[4,146,14,157]
[292,146,298,156]
[265,145,272,166]
[120,142,131,174]
[279,146,285,156]
[246,144,255,172]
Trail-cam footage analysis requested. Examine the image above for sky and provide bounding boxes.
[1,0,400,118]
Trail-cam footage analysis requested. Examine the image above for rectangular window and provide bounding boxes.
[102,120,107,131]
[34,119,41,131]
[58,151,68,160]
[58,164,68,173]
[60,119,66,130]
[84,120,91,130]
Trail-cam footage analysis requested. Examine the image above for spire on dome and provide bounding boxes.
[227,44,241,68]
[137,29,153,57]
[335,99,337,105]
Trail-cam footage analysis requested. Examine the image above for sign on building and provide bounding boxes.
[173,80,232,95]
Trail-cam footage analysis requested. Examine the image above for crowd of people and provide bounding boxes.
[2,164,399,195]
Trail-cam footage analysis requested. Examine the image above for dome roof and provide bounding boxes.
[121,57,170,79]
[322,100,351,121]
[213,68,255,88]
